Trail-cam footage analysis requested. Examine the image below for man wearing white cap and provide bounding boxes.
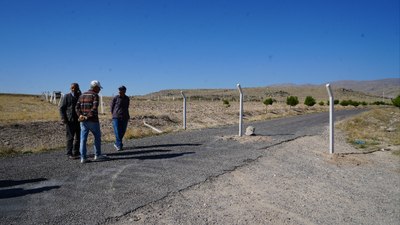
[75,80,108,163]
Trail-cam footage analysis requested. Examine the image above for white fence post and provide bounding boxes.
[326,84,334,154]
[181,91,186,130]
[237,84,243,136]
[58,93,65,107]
[52,92,56,104]
[100,94,105,114]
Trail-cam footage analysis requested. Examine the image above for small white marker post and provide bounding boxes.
[326,83,334,154]
[100,94,105,115]
[237,84,243,136]
[58,93,65,107]
[52,92,57,104]
[181,91,186,130]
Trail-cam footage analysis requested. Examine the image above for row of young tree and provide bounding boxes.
[262,95,400,108]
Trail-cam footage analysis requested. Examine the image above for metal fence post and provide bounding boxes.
[100,94,105,115]
[237,84,243,136]
[181,91,186,130]
[326,84,334,154]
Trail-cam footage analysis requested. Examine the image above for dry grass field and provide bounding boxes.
[0,87,398,156]
[0,94,60,123]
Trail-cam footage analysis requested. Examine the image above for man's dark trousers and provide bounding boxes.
[66,121,81,156]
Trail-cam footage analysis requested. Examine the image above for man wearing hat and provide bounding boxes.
[75,80,108,163]
[110,85,130,151]
[59,82,81,159]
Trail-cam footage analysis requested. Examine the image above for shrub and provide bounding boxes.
[340,100,360,107]
[304,96,316,106]
[263,98,275,106]
[350,100,359,107]
[371,101,387,105]
[318,101,325,106]
[327,100,339,105]
[286,96,299,107]
[222,99,230,107]
[263,98,276,113]
[392,95,400,108]
[340,100,349,106]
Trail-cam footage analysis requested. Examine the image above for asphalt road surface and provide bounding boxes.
[0,110,364,225]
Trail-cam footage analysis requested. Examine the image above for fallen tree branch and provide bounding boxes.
[143,120,163,133]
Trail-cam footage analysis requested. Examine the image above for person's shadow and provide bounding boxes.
[107,150,195,161]
[105,143,200,161]
[0,178,60,199]
[127,143,202,150]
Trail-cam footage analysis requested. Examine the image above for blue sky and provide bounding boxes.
[0,0,399,96]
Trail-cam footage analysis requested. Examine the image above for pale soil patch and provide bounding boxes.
[217,135,273,144]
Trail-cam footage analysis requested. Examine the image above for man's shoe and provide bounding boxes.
[94,155,109,161]
[69,155,80,160]
[80,158,89,163]
[113,144,121,151]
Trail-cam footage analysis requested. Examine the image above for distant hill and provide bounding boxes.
[141,78,399,103]
[330,78,399,98]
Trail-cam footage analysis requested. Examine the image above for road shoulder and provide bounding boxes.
[110,130,400,225]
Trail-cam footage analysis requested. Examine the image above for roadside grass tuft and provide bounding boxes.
[126,128,154,139]
[0,147,18,157]
[337,107,400,152]
[392,150,400,156]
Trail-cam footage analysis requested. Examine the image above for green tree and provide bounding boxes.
[286,96,299,107]
[340,100,349,106]
[371,101,386,105]
[340,100,360,107]
[263,98,276,113]
[263,98,274,106]
[349,100,360,107]
[392,95,400,108]
[304,96,316,107]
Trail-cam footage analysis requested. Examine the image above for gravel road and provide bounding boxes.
[110,133,399,225]
[1,109,398,225]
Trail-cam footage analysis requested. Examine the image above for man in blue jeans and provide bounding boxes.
[110,85,130,151]
[75,80,109,163]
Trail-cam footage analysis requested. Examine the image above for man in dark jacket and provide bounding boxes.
[59,83,81,159]
[110,85,130,151]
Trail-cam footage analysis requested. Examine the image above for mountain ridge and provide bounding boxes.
[143,78,399,100]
